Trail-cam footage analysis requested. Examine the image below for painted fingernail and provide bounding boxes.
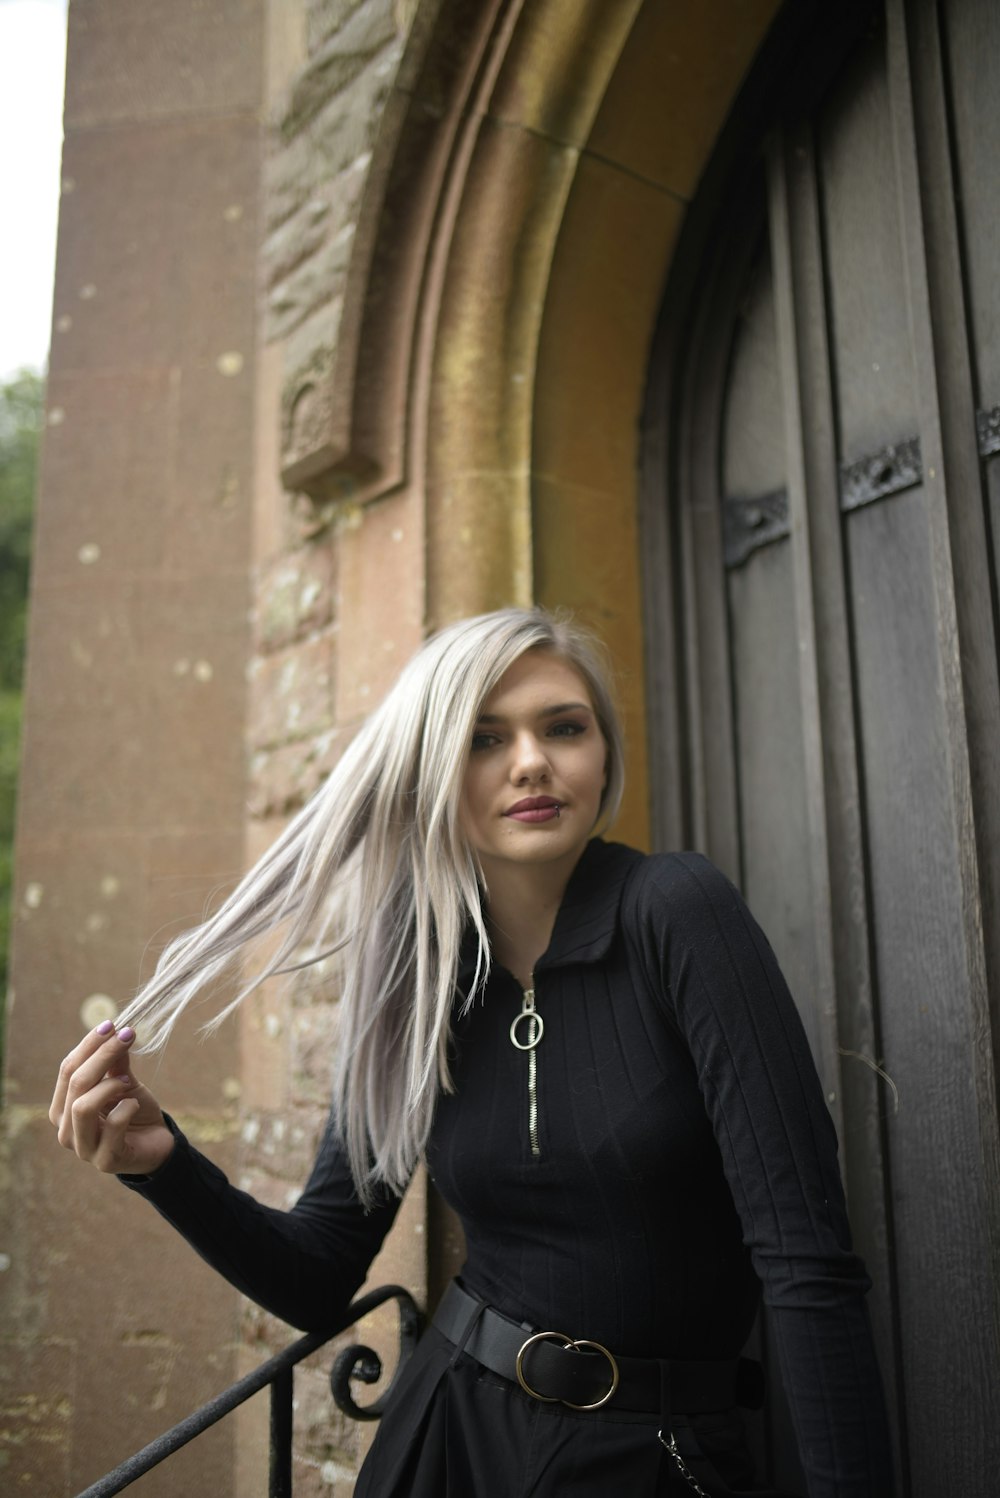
[96,1020,114,1036]
[118,1027,136,1044]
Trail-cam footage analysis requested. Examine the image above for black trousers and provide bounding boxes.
[355,1326,799,1497]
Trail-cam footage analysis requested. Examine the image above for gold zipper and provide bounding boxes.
[509,985,543,1158]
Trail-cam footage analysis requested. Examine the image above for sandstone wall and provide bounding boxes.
[1,1,267,1492]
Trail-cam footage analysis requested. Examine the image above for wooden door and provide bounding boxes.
[642,1,1000,1492]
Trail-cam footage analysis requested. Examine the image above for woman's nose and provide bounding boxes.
[510,731,550,782]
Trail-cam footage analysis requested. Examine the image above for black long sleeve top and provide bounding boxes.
[123,840,893,1496]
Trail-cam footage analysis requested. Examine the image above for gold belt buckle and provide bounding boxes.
[515,1329,621,1411]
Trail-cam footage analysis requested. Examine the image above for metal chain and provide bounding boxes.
[657,1430,711,1498]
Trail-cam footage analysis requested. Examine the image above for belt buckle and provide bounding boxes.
[515,1329,621,1411]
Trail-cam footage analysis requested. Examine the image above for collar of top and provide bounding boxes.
[456,837,642,992]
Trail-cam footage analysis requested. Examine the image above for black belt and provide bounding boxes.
[433,1280,763,1416]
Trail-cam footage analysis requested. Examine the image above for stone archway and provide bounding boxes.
[283,0,782,847]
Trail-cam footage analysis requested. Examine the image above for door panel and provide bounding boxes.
[644,0,1000,1491]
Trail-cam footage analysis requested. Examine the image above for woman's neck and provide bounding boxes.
[481,850,583,990]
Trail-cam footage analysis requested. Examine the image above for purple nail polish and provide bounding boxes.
[96,1020,114,1036]
[118,1026,136,1044]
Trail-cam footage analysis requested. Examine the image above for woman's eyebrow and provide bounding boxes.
[475,701,593,724]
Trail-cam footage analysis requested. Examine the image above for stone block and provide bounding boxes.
[307,0,378,56]
[0,1337,75,1495]
[239,1106,320,1186]
[264,65,390,235]
[532,153,683,496]
[262,189,336,296]
[52,119,259,376]
[0,1115,241,1497]
[531,473,650,855]
[335,491,422,722]
[255,543,337,653]
[252,341,292,567]
[424,469,532,631]
[265,185,365,343]
[64,0,265,128]
[291,1356,363,1495]
[247,729,347,818]
[168,361,256,576]
[247,631,336,749]
[424,120,578,479]
[587,0,782,199]
[289,999,341,1104]
[281,3,401,142]
[33,370,175,585]
[488,0,639,150]
[265,0,310,114]
[238,978,291,1112]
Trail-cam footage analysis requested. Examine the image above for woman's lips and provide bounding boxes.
[505,797,562,823]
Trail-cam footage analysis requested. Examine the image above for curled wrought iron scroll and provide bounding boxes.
[330,1283,424,1421]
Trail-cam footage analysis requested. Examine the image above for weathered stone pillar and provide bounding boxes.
[1,3,266,1492]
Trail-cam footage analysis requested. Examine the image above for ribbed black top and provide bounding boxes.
[125,840,893,1495]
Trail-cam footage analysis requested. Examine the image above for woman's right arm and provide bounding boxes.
[50,1023,403,1331]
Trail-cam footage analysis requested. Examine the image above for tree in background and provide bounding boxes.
[0,368,42,1057]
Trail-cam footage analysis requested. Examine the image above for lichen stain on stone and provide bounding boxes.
[78,284,97,300]
[223,204,244,222]
[70,639,93,668]
[217,465,240,509]
[47,407,65,427]
[56,314,72,333]
[120,1330,176,1348]
[80,994,117,1029]
[193,660,214,683]
[300,579,322,612]
[173,658,191,676]
[222,1077,242,1101]
[172,1112,241,1145]
[338,501,363,533]
[100,875,120,899]
[2,1392,73,1433]
[83,912,109,935]
[24,883,43,909]
[216,351,245,377]
[77,542,101,565]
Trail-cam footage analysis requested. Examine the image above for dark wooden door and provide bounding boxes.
[642,1,1000,1492]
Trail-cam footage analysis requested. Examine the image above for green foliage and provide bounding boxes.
[0,368,43,690]
[0,367,42,1050]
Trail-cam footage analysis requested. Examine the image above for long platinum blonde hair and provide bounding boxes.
[118,608,625,1200]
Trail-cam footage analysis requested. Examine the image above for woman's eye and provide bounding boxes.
[549,721,585,738]
[470,732,499,751]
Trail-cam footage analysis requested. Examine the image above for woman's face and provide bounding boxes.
[460,650,608,883]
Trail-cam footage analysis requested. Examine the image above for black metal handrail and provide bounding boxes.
[74,1284,423,1498]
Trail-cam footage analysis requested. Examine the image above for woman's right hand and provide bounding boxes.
[50,1021,175,1177]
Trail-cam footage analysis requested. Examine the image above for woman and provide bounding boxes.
[50,608,893,1496]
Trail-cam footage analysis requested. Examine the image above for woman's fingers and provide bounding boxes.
[91,1095,143,1174]
[51,1023,136,1133]
[68,1073,135,1160]
[50,1020,115,1124]
[52,1022,174,1175]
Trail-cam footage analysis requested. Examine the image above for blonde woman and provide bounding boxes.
[50,608,893,1496]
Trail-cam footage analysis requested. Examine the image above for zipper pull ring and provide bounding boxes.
[509,988,544,1050]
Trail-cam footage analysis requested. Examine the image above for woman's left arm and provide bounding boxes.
[641,851,894,1498]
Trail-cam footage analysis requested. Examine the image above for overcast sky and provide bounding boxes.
[0,0,68,382]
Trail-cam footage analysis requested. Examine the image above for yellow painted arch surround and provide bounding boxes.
[424,0,781,848]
